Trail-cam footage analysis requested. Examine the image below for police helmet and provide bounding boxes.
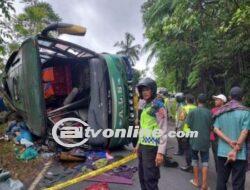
[137,77,157,99]
[175,92,185,103]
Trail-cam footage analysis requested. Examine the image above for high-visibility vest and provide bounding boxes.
[164,97,169,108]
[176,102,185,121]
[174,102,185,129]
[182,104,197,133]
[139,103,160,146]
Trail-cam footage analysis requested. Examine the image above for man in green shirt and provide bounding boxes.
[186,94,212,190]
[213,87,250,190]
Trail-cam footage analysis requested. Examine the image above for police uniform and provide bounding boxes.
[137,78,168,190]
[180,104,197,169]
[174,93,186,155]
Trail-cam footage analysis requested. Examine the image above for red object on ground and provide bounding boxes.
[43,63,72,99]
[84,182,110,190]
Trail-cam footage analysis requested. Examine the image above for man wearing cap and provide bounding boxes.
[213,87,250,190]
[211,94,227,172]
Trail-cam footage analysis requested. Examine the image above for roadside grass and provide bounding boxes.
[0,123,46,187]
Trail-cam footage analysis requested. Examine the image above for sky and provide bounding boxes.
[13,0,154,76]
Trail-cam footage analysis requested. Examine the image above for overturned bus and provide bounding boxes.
[1,23,136,149]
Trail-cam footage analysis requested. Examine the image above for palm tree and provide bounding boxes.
[114,32,141,65]
[142,0,175,27]
[142,0,176,64]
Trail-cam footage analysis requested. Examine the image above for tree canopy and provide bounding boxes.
[142,0,250,105]
[0,0,15,56]
[14,0,61,38]
[0,0,61,72]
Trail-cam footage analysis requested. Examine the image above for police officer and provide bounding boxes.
[134,77,168,190]
[157,89,170,116]
[174,92,186,156]
[179,94,197,172]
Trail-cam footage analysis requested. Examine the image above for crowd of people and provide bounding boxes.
[134,77,250,190]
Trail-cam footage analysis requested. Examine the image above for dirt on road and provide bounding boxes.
[0,123,47,188]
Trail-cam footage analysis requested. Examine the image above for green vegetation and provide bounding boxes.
[142,0,250,105]
[0,0,15,66]
[0,0,61,71]
[14,0,61,38]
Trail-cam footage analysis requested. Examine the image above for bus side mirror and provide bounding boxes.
[41,23,86,37]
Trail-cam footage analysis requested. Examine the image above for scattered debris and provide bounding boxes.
[0,168,24,190]
[0,178,24,190]
[85,182,110,190]
[87,173,133,185]
[1,117,137,189]
[81,166,93,174]
[85,150,107,161]
[28,160,53,190]
[0,123,48,188]
[20,138,34,148]
[92,158,108,170]
[15,147,38,161]
[111,165,137,179]
[69,148,86,157]
[38,163,77,188]
[59,152,86,162]
[40,152,55,159]
[0,169,11,182]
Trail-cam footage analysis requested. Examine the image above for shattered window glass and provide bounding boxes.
[40,58,47,64]
[67,48,80,55]
[37,37,96,63]
[55,43,69,50]
[77,52,93,58]
[56,53,67,58]
[39,47,56,55]
[38,40,52,47]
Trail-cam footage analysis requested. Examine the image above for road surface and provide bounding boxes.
[41,121,250,190]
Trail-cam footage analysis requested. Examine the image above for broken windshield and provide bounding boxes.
[37,36,97,63]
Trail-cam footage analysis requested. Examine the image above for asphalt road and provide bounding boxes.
[47,121,250,190]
